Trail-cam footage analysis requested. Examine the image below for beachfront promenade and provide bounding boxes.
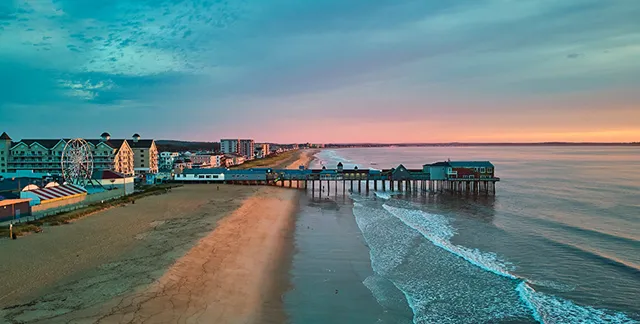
[174,161,501,195]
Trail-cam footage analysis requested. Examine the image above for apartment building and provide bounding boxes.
[129,133,159,176]
[239,139,255,159]
[0,131,142,177]
[221,138,255,159]
[220,139,240,154]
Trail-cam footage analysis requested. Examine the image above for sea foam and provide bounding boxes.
[381,204,638,323]
[382,204,517,279]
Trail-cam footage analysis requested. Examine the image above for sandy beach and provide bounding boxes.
[0,150,316,323]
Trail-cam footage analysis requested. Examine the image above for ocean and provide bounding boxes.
[284,146,640,324]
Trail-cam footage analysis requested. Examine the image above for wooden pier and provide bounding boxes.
[174,161,500,197]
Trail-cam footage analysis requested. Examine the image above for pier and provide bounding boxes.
[174,161,500,196]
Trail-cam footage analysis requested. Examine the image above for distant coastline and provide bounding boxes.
[156,140,639,152]
[321,142,640,148]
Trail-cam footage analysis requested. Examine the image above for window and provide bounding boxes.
[141,154,144,157]
[206,175,211,179]
[199,175,205,179]
[141,164,144,167]
[480,167,486,173]
[487,168,493,173]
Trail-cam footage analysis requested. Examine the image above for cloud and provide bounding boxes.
[1,0,639,141]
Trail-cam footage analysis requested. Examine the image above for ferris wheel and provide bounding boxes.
[61,138,94,186]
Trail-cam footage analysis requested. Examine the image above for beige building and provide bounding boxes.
[129,133,158,176]
[0,131,138,177]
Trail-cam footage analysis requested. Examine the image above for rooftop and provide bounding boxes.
[0,198,31,207]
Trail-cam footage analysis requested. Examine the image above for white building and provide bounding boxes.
[220,139,240,154]
[159,152,179,170]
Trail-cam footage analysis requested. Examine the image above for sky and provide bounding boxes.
[0,0,639,143]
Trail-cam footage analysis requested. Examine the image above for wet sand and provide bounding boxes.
[0,150,316,323]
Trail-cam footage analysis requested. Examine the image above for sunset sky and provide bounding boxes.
[1,0,639,143]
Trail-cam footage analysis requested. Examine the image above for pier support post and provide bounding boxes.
[366,179,370,193]
[358,180,362,193]
[374,180,378,191]
[312,180,315,195]
[335,180,337,197]
[351,180,354,192]
[343,180,346,196]
[326,181,330,195]
[382,180,386,192]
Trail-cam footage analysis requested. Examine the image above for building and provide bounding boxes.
[159,152,180,170]
[92,169,135,195]
[221,139,255,159]
[448,161,495,179]
[0,198,32,222]
[255,143,270,159]
[224,153,245,166]
[425,161,495,180]
[20,184,87,207]
[1,131,135,177]
[239,139,255,159]
[173,159,192,172]
[220,139,240,154]
[191,154,223,167]
[0,132,11,173]
[129,134,159,176]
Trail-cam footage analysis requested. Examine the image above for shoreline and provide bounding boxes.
[78,149,317,323]
[0,149,318,323]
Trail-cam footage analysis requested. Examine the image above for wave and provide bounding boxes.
[517,282,637,324]
[380,204,638,323]
[544,238,640,276]
[531,216,640,246]
[382,204,517,280]
[374,191,403,200]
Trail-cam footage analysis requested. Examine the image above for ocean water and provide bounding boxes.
[285,146,640,324]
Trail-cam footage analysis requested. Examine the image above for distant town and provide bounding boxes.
[0,131,328,223]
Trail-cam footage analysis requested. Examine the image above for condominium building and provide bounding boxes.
[0,131,147,177]
[129,133,159,175]
[221,138,255,159]
[239,139,255,159]
[220,139,240,154]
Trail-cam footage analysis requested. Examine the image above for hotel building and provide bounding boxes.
[0,131,157,177]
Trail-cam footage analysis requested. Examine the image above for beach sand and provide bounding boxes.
[0,150,316,323]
